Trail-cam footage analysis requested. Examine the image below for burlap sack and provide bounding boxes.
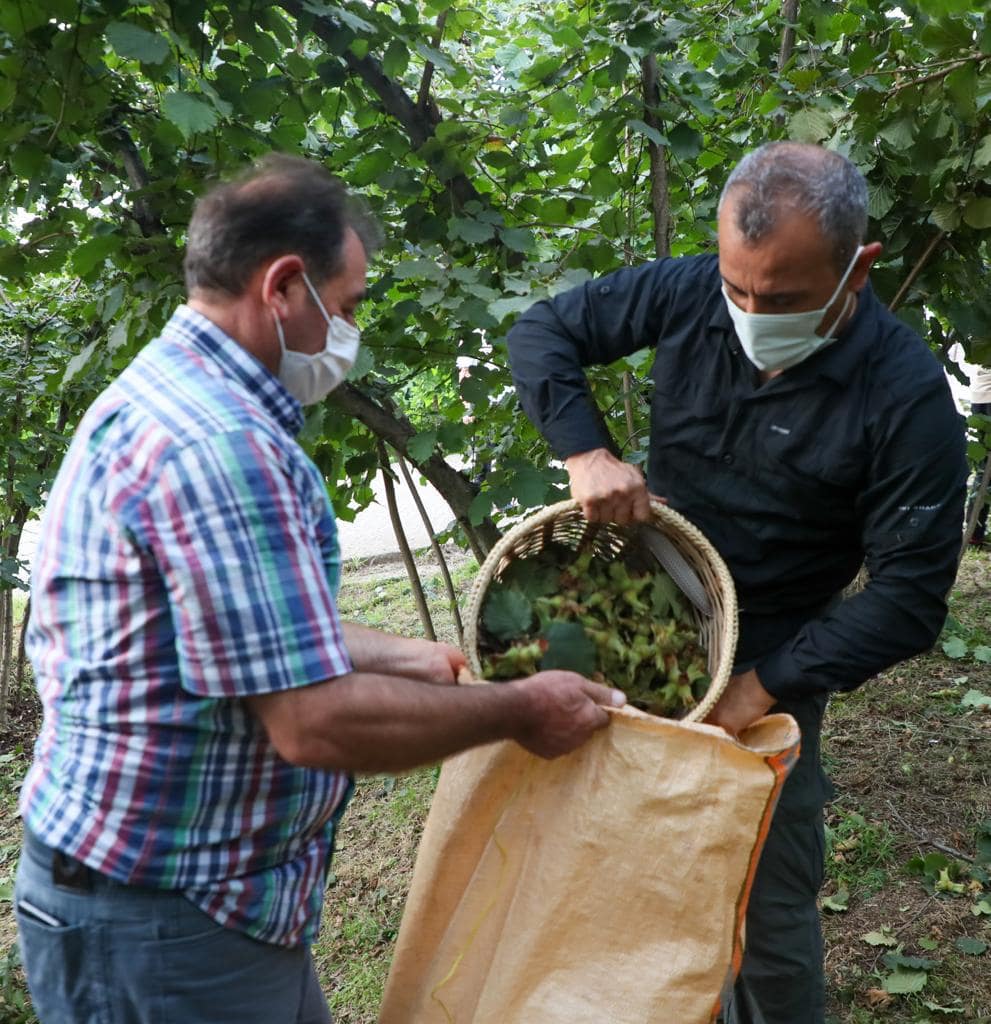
[379,707,800,1024]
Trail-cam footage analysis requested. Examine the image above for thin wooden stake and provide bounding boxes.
[395,454,464,646]
[377,441,436,642]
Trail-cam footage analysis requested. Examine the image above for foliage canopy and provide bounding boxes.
[1,0,990,552]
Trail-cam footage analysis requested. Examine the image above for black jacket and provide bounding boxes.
[507,254,967,700]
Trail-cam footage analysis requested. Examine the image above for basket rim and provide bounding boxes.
[463,498,739,723]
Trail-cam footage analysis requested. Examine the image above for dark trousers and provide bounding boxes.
[722,693,832,1024]
[15,828,332,1024]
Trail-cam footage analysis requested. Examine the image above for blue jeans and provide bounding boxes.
[15,829,332,1024]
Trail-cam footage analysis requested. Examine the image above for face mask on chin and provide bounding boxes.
[722,245,864,372]
[273,272,361,406]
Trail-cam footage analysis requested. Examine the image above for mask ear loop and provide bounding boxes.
[301,272,334,329]
[820,289,855,341]
[819,245,864,340]
[272,311,288,359]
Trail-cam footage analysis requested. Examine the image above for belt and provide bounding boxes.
[23,827,100,893]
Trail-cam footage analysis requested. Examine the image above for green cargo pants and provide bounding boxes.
[721,692,833,1024]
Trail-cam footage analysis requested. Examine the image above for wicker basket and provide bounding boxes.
[463,498,738,722]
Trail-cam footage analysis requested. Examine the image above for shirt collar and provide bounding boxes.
[708,277,879,386]
[163,304,304,436]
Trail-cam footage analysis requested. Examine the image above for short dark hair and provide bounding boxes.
[718,142,868,272]
[183,154,380,296]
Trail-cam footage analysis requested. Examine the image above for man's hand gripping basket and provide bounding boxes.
[464,498,739,722]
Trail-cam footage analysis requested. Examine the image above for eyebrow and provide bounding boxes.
[720,275,807,303]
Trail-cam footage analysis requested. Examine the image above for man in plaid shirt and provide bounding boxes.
[15,154,624,1024]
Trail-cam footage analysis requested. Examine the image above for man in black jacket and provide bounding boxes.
[506,141,966,1024]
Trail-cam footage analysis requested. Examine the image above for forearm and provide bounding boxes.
[342,622,433,677]
[507,261,673,459]
[757,565,954,700]
[249,673,525,773]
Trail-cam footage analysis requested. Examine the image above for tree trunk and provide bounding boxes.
[961,456,991,561]
[778,0,799,70]
[640,55,672,260]
[0,512,28,729]
[14,594,30,697]
[0,588,11,729]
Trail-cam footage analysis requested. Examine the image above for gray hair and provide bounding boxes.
[184,154,381,296]
[718,142,868,271]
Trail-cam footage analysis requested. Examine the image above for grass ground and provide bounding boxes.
[0,545,988,1023]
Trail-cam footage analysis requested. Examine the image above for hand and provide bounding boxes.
[564,448,652,525]
[403,638,467,685]
[508,670,626,759]
[704,669,776,737]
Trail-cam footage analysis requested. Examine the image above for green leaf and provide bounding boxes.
[105,21,171,64]
[973,135,991,168]
[302,0,373,33]
[548,91,579,122]
[62,339,100,386]
[789,108,832,144]
[883,967,929,994]
[955,936,987,955]
[627,118,666,148]
[668,123,702,161]
[468,491,492,526]
[932,202,962,232]
[867,183,895,220]
[961,689,991,708]
[10,142,46,178]
[499,228,534,253]
[883,952,938,970]
[449,217,496,244]
[392,259,444,283]
[508,465,547,508]
[649,572,684,620]
[0,75,15,112]
[973,645,991,663]
[161,91,218,138]
[589,165,617,199]
[921,998,964,1015]
[947,62,977,123]
[879,117,915,149]
[963,197,991,230]
[483,586,534,642]
[971,898,991,916]
[72,235,119,276]
[821,887,849,912]
[540,620,597,675]
[942,635,969,659]
[976,820,991,864]
[499,558,560,601]
[488,294,535,323]
[406,430,437,463]
[863,927,898,947]
[382,41,408,78]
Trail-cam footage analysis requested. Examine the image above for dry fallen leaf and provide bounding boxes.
[866,989,894,1009]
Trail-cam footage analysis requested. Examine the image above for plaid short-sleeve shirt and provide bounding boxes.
[21,305,354,947]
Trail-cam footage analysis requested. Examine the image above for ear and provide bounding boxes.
[259,254,305,320]
[850,241,883,292]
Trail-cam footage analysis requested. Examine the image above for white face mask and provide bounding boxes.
[722,245,863,372]
[274,273,360,406]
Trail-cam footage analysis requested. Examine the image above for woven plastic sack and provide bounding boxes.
[379,707,800,1024]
